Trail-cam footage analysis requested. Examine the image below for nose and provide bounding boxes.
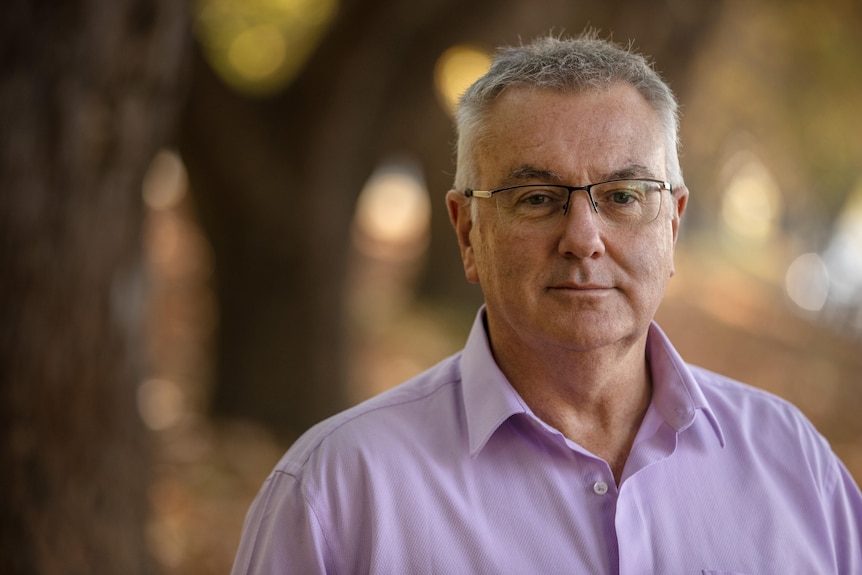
[557,191,605,259]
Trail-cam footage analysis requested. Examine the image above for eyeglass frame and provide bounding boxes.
[464,178,672,224]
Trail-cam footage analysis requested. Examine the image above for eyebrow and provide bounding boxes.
[603,164,658,181]
[501,166,564,186]
[499,163,659,188]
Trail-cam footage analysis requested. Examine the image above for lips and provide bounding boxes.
[547,279,613,290]
[545,269,614,291]
[550,283,610,290]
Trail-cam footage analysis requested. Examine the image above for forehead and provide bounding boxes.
[475,84,667,185]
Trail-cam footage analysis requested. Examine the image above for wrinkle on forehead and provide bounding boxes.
[475,85,668,187]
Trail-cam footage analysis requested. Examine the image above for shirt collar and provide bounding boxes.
[460,308,530,457]
[646,322,725,447]
[460,308,725,457]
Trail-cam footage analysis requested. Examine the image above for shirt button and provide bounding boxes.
[593,481,609,495]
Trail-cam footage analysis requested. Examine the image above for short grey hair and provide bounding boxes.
[454,32,683,192]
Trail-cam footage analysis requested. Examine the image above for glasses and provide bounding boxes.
[465,178,671,229]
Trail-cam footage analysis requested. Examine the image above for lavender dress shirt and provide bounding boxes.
[232,309,862,574]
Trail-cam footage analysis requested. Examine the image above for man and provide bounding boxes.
[232,34,862,574]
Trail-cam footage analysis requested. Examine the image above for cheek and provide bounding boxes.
[642,231,677,293]
[620,226,676,289]
[471,225,540,289]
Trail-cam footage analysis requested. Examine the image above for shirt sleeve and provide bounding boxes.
[231,471,331,575]
[828,457,862,574]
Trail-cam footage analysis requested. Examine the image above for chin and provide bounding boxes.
[547,315,643,351]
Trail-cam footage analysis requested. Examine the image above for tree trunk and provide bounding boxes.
[180,0,528,435]
[0,1,190,572]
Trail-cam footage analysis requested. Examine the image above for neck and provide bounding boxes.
[491,332,652,483]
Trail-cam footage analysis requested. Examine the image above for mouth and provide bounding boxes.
[547,283,614,293]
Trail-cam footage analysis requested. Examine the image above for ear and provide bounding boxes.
[670,184,689,245]
[446,189,480,284]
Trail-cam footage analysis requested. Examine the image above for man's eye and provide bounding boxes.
[516,187,566,206]
[523,193,553,205]
[600,187,648,205]
[609,191,636,204]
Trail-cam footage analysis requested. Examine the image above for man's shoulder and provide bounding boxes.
[273,352,465,477]
[688,364,805,415]
[687,363,830,451]
[686,362,851,502]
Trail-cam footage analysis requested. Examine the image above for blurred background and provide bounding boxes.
[3,0,862,573]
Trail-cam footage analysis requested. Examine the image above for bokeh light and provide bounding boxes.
[352,158,430,261]
[138,378,186,431]
[433,44,491,116]
[820,179,862,338]
[720,150,782,241]
[143,149,187,210]
[195,0,339,96]
[785,253,830,312]
[228,23,287,81]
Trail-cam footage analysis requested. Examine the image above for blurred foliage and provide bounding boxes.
[193,0,338,96]
[147,1,862,572]
[683,0,862,230]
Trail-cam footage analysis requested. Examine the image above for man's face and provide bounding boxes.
[448,84,688,356]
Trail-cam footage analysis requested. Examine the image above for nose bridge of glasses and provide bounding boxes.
[563,186,599,216]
